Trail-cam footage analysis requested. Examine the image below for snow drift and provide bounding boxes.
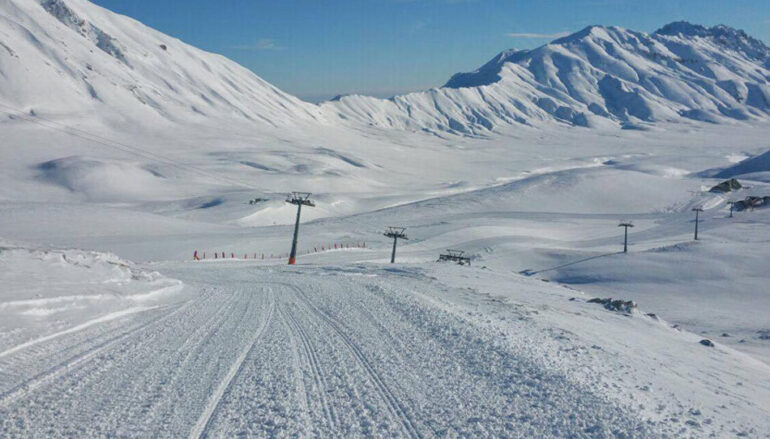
[0,239,183,356]
[37,155,180,201]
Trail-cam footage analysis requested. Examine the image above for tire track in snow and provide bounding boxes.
[1,286,263,438]
[190,288,275,439]
[280,301,337,430]
[280,282,424,439]
[122,287,248,431]
[276,305,313,433]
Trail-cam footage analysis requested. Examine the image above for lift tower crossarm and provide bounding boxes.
[286,192,315,265]
[383,226,408,263]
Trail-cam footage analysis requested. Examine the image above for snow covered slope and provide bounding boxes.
[0,0,323,128]
[324,22,770,134]
[3,0,769,137]
[1,261,768,437]
[2,3,770,435]
[712,149,770,181]
[0,239,184,358]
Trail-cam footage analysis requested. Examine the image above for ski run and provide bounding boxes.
[2,0,770,437]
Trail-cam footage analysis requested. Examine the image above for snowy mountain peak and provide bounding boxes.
[3,0,770,136]
[655,21,769,61]
[654,20,758,43]
[654,21,710,37]
[325,21,770,135]
[444,48,530,89]
[551,24,620,44]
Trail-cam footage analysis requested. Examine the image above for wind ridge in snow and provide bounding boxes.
[0,240,185,358]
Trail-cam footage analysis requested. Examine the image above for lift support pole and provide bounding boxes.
[286,192,314,265]
[383,227,408,263]
[692,207,703,241]
[618,222,634,253]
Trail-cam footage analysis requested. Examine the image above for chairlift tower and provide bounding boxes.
[692,207,703,240]
[286,192,314,265]
[383,227,408,263]
[618,221,634,253]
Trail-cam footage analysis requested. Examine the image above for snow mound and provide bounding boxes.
[402,166,696,215]
[37,156,177,201]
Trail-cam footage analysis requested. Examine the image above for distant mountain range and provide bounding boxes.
[2,0,769,135]
[324,21,770,134]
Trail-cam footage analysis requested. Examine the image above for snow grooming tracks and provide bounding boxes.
[275,305,314,432]
[279,303,338,431]
[0,301,187,408]
[278,282,425,439]
[0,306,159,360]
[190,287,275,439]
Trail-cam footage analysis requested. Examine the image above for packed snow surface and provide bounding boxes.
[1,262,768,438]
[0,240,183,355]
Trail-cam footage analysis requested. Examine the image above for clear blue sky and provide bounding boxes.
[91,0,770,102]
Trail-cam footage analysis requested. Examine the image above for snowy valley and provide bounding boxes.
[1,0,770,437]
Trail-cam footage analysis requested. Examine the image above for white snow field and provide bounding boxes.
[2,0,770,437]
[0,239,184,355]
[1,260,768,438]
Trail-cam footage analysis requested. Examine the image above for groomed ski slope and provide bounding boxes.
[2,1,770,436]
[1,261,768,438]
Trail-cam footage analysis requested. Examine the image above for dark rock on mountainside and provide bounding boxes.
[709,178,742,193]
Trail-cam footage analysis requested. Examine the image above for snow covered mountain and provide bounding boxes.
[324,22,770,134]
[3,0,769,136]
[0,0,324,128]
[4,0,769,136]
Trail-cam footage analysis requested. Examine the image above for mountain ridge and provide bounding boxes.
[450,22,770,92]
[2,0,769,136]
[0,0,324,129]
[323,21,770,134]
